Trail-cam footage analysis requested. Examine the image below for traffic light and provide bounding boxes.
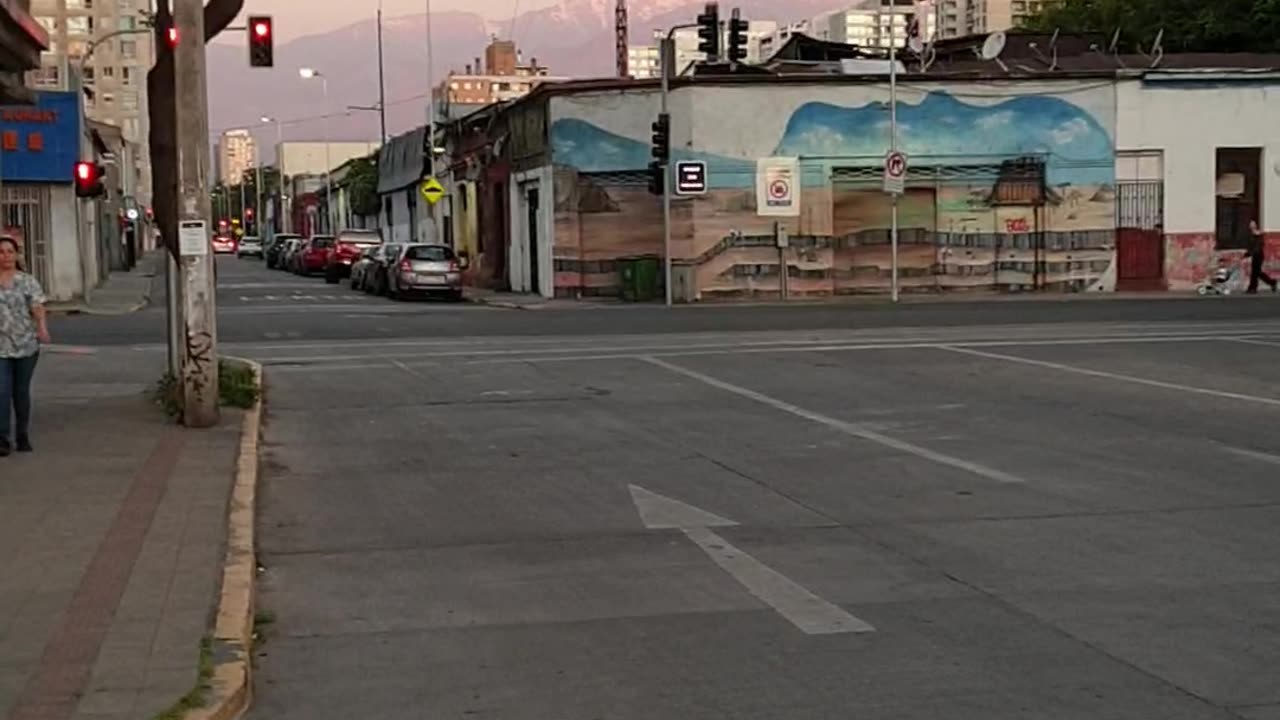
[165,25,179,48]
[696,3,720,60]
[248,15,274,67]
[648,113,670,196]
[74,161,105,198]
[726,9,749,63]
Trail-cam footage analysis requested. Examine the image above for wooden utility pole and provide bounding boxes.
[174,0,219,427]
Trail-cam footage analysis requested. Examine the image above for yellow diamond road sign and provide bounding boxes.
[420,177,445,205]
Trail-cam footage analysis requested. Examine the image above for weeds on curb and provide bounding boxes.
[153,360,260,419]
[149,637,214,720]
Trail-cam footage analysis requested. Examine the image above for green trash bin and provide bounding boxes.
[619,254,661,302]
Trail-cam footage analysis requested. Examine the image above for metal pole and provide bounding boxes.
[256,160,263,237]
[276,119,287,233]
[174,0,219,427]
[377,5,388,144]
[322,77,334,233]
[425,0,437,242]
[239,178,246,230]
[889,8,899,304]
[660,35,674,307]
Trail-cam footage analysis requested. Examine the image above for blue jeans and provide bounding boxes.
[0,353,39,440]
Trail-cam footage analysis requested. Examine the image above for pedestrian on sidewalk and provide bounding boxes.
[1246,220,1278,294]
[0,236,50,456]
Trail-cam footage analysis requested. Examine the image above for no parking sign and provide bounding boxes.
[757,157,800,217]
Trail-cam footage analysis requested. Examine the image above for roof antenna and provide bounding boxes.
[981,31,1009,73]
[1149,28,1165,68]
[1048,28,1060,71]
[1107,28,1128,68]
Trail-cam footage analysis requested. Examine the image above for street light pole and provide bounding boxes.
[377,1,388,144]
[299,68,335,233]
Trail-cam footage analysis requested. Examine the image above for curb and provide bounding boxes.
[185,356,262,720]
[47,299,149,316]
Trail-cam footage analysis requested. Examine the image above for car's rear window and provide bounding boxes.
[340,232,382,244]
[312,238,335,248]
[405,246,455,261]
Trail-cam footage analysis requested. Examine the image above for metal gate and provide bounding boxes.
[0,184,52,285]
[1115,181,1164,290]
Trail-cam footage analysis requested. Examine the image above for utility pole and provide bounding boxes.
[888,7,899,303]
[377,3,388,144]
[660,34,675,306]
[174,0,219,427]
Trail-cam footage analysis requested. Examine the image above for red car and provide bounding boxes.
[293,235,333,276]
[211,235,238,254]
[324,229,383,284]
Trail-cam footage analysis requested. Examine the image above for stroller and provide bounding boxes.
[1196,257,1247,296]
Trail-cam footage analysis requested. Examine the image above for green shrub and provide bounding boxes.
[153,360,260,419]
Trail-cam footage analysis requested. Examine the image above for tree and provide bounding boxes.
[344,157,381,218]
[147,0,244,259]
[1022,0,1280,53]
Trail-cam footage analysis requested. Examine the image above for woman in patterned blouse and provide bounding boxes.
[0,236,50,456]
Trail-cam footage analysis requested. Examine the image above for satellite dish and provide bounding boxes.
[981,31,1007,61]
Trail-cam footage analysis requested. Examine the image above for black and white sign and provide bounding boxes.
[675,161,707,196]
[883,151,907,195]
[756,157,801,217]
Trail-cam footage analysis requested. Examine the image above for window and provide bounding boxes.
[67,15,90,34]
[404,245,455,261]
[118,16,136,30]
[36,16,56,32]
[101,92,115,105]
[119,40,137,59]
[102,65,114,77]
[67,40,88,58]
[1215,147,1262,250]
[82,66,95,84]
[118,0,133,8]
[121,67,132,85]
[121,91,137,109]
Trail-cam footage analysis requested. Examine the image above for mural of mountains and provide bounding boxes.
[207,0,839,159]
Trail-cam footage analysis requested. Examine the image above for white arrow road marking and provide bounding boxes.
[644,356,1026,485]
[628,484,875,635]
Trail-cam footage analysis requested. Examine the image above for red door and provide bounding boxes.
[1116,228,1164,291]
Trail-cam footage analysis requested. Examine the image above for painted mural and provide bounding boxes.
[549,83,1118,300]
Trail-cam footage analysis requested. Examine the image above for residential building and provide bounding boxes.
[218,129,256,186]
[938,0,965,38]
[28,0,154,211]
[1,0,49,103]
[759,20,816,60]
[437,38,567,120]
[824,0,938,49]
[627,21,779,79]
[962,0,1050,36]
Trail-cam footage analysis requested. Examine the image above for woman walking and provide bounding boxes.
[0,237,50,456]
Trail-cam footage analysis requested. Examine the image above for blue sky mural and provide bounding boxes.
[550,89,1115,187]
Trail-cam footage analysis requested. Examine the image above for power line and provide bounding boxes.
[208,89,432,137]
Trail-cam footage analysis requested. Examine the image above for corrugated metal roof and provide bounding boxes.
[377,126,426,194]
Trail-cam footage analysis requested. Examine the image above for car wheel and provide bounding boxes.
[324,268,339,284]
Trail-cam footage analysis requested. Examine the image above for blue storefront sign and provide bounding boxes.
[0,91,81,183]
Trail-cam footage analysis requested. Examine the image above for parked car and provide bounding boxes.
[324,228,383,284]
[364,243,403,295]
[265,233,301,269]
[384,243,464,301]
[294,235,334,276]
[349,245,383,292]
[211,235,237,254]
[237,236,264,259]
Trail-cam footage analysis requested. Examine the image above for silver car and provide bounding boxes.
[385,244,464,301]
[237,235,264,258]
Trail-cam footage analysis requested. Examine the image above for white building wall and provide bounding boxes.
[47,187,81,302]
[508,166,554,297]
[1117,78,1280,235]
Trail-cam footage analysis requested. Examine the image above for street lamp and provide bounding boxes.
[299,67,335,233]
[260,115,286,232]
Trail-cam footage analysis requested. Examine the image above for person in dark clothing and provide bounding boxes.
[1246,220,1277,294]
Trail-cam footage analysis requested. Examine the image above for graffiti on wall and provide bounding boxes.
[549,85,1117,298]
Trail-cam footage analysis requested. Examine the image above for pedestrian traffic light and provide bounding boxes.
[696,3,720,60]
[726,9,749,63]
[648,161,665,196]
[74,161,105,198]
[248,15,274,67]
[165,25,179,48]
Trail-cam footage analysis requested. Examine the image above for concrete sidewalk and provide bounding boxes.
[0,349,241,720]
[47,252,166,316]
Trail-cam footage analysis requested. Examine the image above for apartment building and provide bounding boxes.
[960,0,1049,36]
[438,39,567,120]
[824,0,938,49]
[218,128,257,186]
[28,0,153,209]
[627,20,779,79]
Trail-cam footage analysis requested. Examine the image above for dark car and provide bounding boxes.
[349,245,383,292]
[384,243,464,301]
[294,235,334,276]
[324,229,383,284]
[265,233,301,269]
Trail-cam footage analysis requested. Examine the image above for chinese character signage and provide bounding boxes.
[0,91,80,183]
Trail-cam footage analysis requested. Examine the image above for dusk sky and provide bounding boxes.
[235,0,562,41]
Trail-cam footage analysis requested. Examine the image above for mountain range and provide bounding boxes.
[207,0,839,159]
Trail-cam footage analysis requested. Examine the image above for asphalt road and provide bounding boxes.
[75,258,1280,719]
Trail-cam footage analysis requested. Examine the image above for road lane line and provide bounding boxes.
[1221,446,1280,466]
[1232,337,1280,349]
[642,356,1027,484]
[940,345,1280,408]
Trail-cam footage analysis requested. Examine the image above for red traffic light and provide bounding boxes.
[74,161,105,197]
[166,26,179,47]
[247,15,274,67]
[253,20,270,38]
[76,162,92,181]
[245,208,254,218]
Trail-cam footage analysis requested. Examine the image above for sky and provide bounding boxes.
[237,0,561,41]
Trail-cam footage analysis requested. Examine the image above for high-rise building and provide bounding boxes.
[219,129,257,186]
[28,0,154,208]
[627,20,779,79]
[823,0,938,49]
[955,0,1049,37]
[437,38,568,120]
